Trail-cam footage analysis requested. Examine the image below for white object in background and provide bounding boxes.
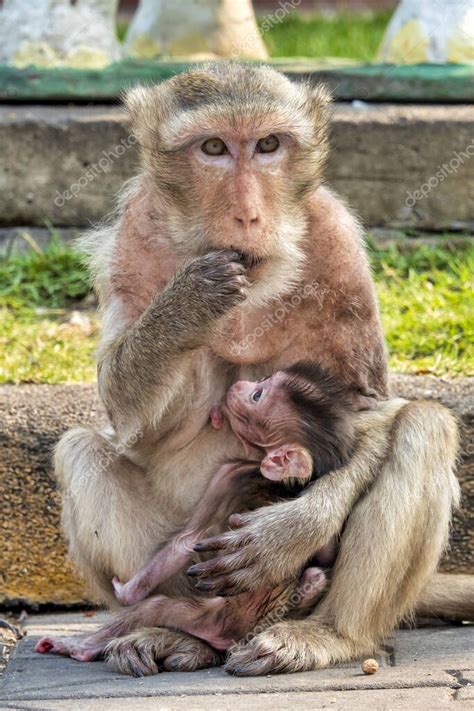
[0,0,122,68]
[377,0,474,63]
[124,0,268,60]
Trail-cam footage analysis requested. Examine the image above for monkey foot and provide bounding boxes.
[225,621,319,676]
[112,575,126,602]
[35,635,104,662]
[105,627,222,677]
[225,620,360,676]
[112,575,146,606]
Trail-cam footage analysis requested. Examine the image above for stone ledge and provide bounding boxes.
[0,375,472,606]
[0,103,472,230]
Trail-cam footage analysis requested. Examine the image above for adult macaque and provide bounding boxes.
[51,64,464,676]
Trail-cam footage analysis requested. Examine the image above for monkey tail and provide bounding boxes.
[416,573,474,621]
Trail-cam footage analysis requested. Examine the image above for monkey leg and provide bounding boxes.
[225,401,460,675]
[36,594,225,670]
[55,427,168,605]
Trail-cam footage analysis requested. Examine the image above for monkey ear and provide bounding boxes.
[310,83,332,107]
[260,446,313,482]
[122,84,172,147]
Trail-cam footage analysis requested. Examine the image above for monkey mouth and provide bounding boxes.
[234,250,266,271]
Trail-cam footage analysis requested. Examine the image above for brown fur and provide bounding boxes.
[46,64,463,676]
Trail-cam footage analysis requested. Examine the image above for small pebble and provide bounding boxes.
[362,658,379,674]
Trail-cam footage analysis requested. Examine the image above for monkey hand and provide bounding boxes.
[173,250,250,323]
[186,499,332,596]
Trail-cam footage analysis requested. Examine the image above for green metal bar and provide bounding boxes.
[0,60,472,103]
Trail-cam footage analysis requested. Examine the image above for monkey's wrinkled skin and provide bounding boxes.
[37,63,470,676]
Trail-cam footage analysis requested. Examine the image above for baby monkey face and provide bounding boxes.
[224,371,314,482]
[225,372,291,447]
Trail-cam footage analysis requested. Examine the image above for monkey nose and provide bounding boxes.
[234,215,259,229]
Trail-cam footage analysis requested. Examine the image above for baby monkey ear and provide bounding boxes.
[260,445,313,482]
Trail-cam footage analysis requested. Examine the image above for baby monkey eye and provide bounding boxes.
[201,137,228,156]
[251,388,263,403]
[256,135,280,154]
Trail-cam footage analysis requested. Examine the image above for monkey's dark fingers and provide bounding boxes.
[193,533,245,553]
[199,250,248,274]
[194,570,253,596]
[186,551,249,578]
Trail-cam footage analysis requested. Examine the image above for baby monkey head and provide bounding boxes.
[224,361,356,483]
[125,63,331,281]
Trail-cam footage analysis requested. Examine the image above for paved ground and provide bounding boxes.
[1,613,472,710]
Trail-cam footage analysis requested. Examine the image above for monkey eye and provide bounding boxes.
[251,388,263,403]
[256,135,280,154]
[201,137,228,156]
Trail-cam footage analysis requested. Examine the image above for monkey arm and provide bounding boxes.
[97,251,248,438]
[186,399,407,595]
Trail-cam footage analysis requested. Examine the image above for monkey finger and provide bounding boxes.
[194,571,251,596]
[193,533,244,553]
[186,551,249,578]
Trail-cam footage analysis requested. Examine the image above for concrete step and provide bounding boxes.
[0,103,472,230]
[0,375,472,606]
[1,612,473,708]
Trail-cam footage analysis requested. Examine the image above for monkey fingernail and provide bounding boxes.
[186,565,201,576]
[194,580,216,592]
[194,539,224,551]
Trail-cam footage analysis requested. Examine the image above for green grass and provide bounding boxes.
[0,234,96,384]
[0,232,89,307]
[368,240,473,377]
[262,11,391,61]
[0,236,472,384]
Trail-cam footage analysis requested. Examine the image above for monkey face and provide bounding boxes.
[224,372,295,447]
[184,132,298,266]
[125,64,331,295]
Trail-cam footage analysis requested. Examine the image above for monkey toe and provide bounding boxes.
[35,636,54,653]
[105,627,220,676]
[225,634,285,676]
[226,623,324,676]
[163,648,221,672]
[35,634,100,661]
[225,649,279,676]
[105,635,159,677]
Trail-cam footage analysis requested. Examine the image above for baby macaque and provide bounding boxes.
[37,362,355,661]
[112,361,355,606]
